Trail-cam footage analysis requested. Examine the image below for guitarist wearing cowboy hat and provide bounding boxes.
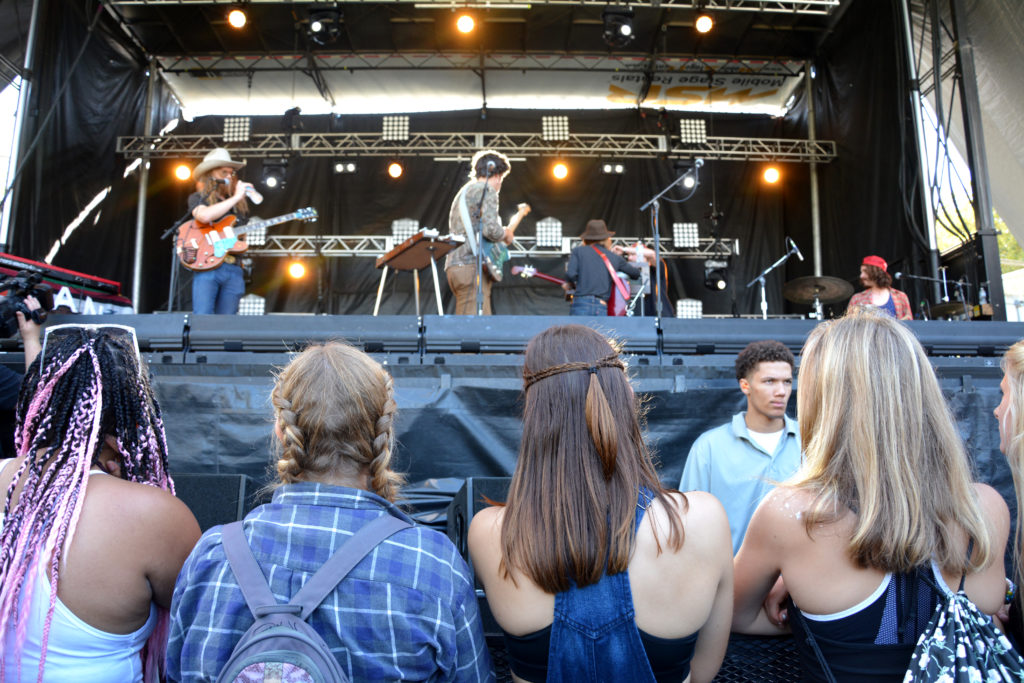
[187,148,257,314]
[564,219,641,316]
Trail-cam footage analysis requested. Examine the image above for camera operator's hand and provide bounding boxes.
[17,295,42,370]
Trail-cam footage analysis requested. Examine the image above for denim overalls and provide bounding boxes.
[546,489,658,683]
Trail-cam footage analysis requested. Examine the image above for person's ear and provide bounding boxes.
[739,377,751,396]
[98,436,124,478]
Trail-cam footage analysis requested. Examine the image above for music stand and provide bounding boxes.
[373,230,462,316]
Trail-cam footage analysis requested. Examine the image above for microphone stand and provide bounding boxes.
[639,163,700,322]
[897,271,972,318]
[746,243,801,320]
[473,170,493,317]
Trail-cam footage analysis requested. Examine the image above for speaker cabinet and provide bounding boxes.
[445,477,511,561]
[174,473,262,531]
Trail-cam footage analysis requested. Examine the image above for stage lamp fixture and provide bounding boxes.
[308,9,342,46]
[238,294,266,316]
[223,116,250,142]
[673,222,699,249]
[261,159,288,190]
[602,6,635,48]
[676,298,703,319]
[535,217,563,248]
[333,160,357,174]
[763,165,781,184]
[679,118,708,144]
[391,218,420,242]
[704,259,729,291]
[174,164,191,181]
[382,115,409,141]
[542,115,570,141]
[601,163,625,175]
[695,14,713,34]
[456,14,475,33]
[552,162,569,180]
[388,161,404,179]
[682,175,696,189]
[288,260,306,280]
[227,7,247,28]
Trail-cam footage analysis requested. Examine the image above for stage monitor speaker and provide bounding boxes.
[446,477,511,561]
[174,473,262,531]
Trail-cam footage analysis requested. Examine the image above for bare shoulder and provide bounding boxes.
[89,476,199,539]
[467,506,504,563]
[647,491,729,555]
[973,482,1009,519]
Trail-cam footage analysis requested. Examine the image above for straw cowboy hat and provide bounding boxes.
[579,219,615,241]
[192,148,247,179]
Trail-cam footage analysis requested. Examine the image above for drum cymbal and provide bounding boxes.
[782,276,855,305]
[929,301,971,318]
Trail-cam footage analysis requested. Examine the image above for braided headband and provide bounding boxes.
[523,353,626,389]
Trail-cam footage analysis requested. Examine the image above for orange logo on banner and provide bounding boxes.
[606,83,780,107]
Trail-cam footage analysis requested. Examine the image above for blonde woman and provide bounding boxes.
[469,324,733,683]
[167,343,493,681]
[994,339,1024,644]
[733,309,1008,681]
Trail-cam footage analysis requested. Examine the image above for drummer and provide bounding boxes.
[848,255,912,320]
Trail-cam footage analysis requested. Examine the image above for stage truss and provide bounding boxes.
[118,132,836,163]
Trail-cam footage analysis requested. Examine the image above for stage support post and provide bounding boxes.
[899,0,942,303]
[949,0,1005,320]
[4,0,42,249]
[132,57,158,313]
[805,61,822,278]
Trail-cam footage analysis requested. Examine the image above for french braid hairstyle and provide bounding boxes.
[501,324,685,593]
[0,326,174,683]
[271,342,404,501]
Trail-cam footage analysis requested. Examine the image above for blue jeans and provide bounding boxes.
[546,490,657,682]
[192,264,244,314]
[570,295,607,316]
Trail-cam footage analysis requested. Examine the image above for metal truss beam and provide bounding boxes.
[250,235,739,259]
[156,53,806,77]
[108,0,840,15]
[118,132,836,162]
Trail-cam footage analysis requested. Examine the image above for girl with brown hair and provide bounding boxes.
[469,324,733,683]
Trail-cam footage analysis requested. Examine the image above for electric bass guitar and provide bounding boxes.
[177,207,318,271]
[511,264,629,316]
[481,203,531,282]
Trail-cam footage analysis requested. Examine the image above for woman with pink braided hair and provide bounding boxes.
[0,325,200,682]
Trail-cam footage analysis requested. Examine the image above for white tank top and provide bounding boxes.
[0,460,157,682]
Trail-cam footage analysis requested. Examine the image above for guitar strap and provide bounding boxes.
[592,245,630,301]
[457,184,480,257]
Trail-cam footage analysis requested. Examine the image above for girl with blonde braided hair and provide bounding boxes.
[0,325,200,682]
[469,324,733,683]
[167,342,493,681]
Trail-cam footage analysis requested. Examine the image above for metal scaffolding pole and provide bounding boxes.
[805,61,822,277]
[949,0,1005,320]
[4,0,42,250]
[132,57,158,312]
[900,0,942,302]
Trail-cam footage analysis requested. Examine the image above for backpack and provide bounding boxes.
[903,568,1024,682]
[215,513,412,683]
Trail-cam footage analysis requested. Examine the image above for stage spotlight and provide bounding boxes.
[676,298,703,319]
[552,162,569,180]
[682,175,696,189]
[223,116,250,142]
[333,160,357,174]
[283,107,303,132]
[601,163,625,174]
[704,259,729,291]
[288,260,306,280]
[535,217,563,248]
[308,9,341,46]
[238,294,266,316]
[763,165,781,184]
[388,162,404,179]
[672,222,699,248]
[262,159,288,190]
[174,164,192,181]
[227,7,246,28]
[695,14,713,33]
[456,14,475,33]
[602,6,635,48]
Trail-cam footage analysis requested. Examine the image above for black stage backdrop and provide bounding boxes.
[8,0,934,318]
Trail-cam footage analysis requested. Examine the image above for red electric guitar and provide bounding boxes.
[511,265,628,316]
[177,207,318,271]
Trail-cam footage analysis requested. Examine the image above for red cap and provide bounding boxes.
[862,255,887,272]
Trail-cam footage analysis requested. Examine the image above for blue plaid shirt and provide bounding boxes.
[166,483,493,682]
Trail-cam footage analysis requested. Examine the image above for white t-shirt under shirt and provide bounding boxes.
[746,427,784,457]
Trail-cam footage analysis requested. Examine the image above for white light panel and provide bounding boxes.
[382,115,410,141]
[679,119,707,144]
[535,217,563,248]
[223,117,250,142]
[673,222,699,248]
[542,115,570,141]
[676,298,703,319]
[238,294,266,316]
[391,218,420,242]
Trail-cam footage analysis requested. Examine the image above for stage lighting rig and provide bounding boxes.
[261,158,288,190]
[704,259,729,291]
[602,6,635,48]
[307,9,342,46]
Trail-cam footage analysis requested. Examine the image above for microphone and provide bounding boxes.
[486,160,496,174]
[694,158,704,168]
[214,178,230,185]
[787,237,804,262]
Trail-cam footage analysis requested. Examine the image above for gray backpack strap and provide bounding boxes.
[291,514,412,620]
[221,521,284,617]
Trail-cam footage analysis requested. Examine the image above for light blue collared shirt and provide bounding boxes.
[679,412,802,554]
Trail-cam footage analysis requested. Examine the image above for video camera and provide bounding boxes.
[0,271,54,337]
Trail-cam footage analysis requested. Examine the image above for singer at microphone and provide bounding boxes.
[185,147,256,315]
[847,254,913,320]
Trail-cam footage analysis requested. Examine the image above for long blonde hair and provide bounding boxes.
[1001,340,1024,611]
[271,343,404,500]
[794,308,991,573]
